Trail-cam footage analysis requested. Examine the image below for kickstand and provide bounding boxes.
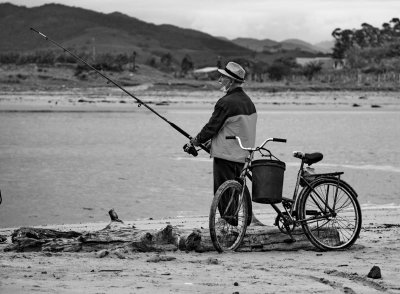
[283,223,296,243]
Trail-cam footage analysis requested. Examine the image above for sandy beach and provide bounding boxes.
[1,86,399,293]
[1,206,400,294]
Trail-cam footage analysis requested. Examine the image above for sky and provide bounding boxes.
[5,0,400,44]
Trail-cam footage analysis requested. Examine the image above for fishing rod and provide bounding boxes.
[30,27,209,155]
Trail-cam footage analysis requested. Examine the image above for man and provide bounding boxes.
[188,61,257,225]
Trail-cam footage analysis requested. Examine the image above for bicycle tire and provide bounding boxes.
[209,180,249,252]
[298,177,362,250]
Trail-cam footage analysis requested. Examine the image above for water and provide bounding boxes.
[0,95,399,228]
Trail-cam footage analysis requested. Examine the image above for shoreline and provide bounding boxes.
[1,87,399,112]
[1,203,399,232]
[1,204,400,233]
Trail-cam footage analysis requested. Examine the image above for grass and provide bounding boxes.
[1,63,400,92]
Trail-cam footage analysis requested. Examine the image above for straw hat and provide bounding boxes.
[218,61,246,82]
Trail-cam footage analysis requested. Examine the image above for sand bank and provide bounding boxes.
[0,207,399,293]
[1,87,399,112]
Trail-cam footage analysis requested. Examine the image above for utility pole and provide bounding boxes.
[92,37,96,62]
[131,51,137,72]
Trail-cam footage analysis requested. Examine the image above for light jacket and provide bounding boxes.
[195,87,257,163]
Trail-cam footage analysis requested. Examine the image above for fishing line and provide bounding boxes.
[30,27,210,154]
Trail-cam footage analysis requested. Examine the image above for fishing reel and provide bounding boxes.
[183,143,198,157]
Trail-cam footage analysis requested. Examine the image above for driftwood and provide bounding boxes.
[4,209,316,253]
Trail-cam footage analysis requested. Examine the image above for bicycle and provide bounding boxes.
[209,136,362,252]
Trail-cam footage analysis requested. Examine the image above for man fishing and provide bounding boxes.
[30,29,258,224]
[185,61,257,225]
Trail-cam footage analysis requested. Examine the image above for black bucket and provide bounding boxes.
[250,159,286,204]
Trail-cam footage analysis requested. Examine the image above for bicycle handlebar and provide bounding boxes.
[226,136,287,151]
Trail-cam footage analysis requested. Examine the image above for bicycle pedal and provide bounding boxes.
[283,238,296,244]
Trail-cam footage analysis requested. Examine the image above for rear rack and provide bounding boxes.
[307,172,344,178]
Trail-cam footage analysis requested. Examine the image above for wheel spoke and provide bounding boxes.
[209,180,248,252]
[300,178,361,250]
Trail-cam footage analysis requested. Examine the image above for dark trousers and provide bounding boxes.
[213,157,252,225]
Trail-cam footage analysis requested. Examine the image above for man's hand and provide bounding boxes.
[190,136,200,147]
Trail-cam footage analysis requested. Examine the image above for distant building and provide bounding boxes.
[192,66,219,80]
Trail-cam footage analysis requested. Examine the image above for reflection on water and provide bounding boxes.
[0,108,399,228]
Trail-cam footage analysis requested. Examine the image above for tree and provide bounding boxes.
[302,61,323,81]
[390,18,400,36]
[331,28,354,61]
[181,55,194,76]
[360,23,383,47]
[266,58,298,81]
[131,51,137,72]
[161,53,172,67]
[331,17,400,71]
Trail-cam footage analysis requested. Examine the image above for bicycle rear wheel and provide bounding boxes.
[299,178,362,250]
[209,180,249,252]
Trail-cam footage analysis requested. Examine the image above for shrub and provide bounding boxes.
[146,57,157,68]
[302,61,323,81]
[0,52,20,64]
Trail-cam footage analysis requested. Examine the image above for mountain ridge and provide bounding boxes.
[231,37,332,53]
[0,3,332,67]
[0,3,254,66]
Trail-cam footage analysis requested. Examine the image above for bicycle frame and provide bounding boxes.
[289,162,344,225]
[230,136,346,228]
[211,136,361,251]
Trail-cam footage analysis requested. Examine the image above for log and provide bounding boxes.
[3,209,318,253]
[4,223,315,253]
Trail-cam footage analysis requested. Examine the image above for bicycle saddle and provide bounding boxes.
[293,152,323,165]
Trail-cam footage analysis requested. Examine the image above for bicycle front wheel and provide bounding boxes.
[209,180,249,252]
[299,178,362,250]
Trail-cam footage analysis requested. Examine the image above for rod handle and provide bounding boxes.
[273,138,287,143]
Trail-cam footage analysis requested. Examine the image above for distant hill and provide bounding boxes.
[232,37,332,53]
[0,3,253,66]
[280,39,319,52]
[0,3,332,69]
[231,37,279,52]
[313,40,335,52]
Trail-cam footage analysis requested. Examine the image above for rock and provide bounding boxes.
[207,257,219,265]
[113,249,126,259]
[0,234,7,243]
[185,229,202,251]
[367,265,382,279]
[146,254,176,263]
[96,249,109,258]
